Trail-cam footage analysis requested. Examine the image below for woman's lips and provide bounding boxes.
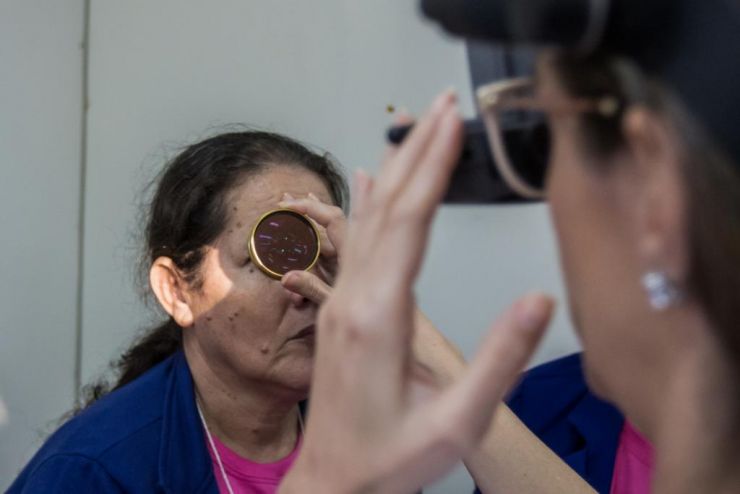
[289,324,316,341]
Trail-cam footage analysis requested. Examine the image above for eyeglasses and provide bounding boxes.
[248,209,321,279]
[476,77,620,199]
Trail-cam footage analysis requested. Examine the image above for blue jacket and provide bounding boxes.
[10,350,620,493]
[506,353,624,494]
[8,350,219,493]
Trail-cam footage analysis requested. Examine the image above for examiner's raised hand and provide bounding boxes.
[278,192,467,395]
[279,90,554,494]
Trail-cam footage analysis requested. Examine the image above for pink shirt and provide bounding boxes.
[610,420,654,494]
[205,431,302,494]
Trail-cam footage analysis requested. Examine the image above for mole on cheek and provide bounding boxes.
[236,222,243,228]
[205,316,213,322]
[260,343,270,355]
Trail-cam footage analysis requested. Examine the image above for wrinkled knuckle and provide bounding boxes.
[308,284,322,302]
[297,277,313,294]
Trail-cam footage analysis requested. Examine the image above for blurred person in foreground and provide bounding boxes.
[277,1,740,493]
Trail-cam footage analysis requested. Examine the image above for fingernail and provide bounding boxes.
[308,192,319,201]
[434,88,458,111]
[283,192,295,201]
[516,294,552,330]
[431,90,453,114]
[394,108,413,124]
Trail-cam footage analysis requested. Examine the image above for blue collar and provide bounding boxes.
[506,354,624,493]
[565,391,623,494]
[157,350,217,494]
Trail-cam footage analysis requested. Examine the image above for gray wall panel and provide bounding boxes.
[0,0,84,487]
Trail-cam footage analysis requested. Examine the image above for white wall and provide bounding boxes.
[1,1,579,492]
[0,0,84,487]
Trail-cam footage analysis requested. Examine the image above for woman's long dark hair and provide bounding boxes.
[77,131,348,411]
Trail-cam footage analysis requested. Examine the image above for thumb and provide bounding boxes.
[434,293,554,448]
[282,270,332,305]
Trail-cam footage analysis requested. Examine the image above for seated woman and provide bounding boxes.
[8,131,349,493]
[9,129,595,493]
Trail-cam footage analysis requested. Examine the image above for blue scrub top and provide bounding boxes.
[10,349,621,493]
[8,350,219,493]
[505,353,624,493]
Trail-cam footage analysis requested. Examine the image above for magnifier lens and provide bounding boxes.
[250,210,320,278]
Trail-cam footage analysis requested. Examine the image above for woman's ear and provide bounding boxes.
[150,257,195,327]
[622,106,689,283]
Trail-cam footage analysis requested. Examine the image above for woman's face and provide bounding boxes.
[183,166,334,394]
[537,56,676,411]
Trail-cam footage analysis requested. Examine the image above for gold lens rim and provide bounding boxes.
[247,208,322,280]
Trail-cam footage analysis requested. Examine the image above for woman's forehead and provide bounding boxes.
[228,167,333,221]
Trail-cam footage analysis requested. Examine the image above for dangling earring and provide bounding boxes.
[641,271,683,310]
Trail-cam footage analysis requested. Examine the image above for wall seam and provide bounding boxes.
[74,0,91,402]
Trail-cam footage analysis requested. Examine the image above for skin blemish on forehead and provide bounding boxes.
[236,222,243,228]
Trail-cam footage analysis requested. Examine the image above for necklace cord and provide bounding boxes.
[196,399,304,494]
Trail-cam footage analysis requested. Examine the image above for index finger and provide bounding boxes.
[432,294,553,445]
[279,196,347,252]
[374,90,457,200]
